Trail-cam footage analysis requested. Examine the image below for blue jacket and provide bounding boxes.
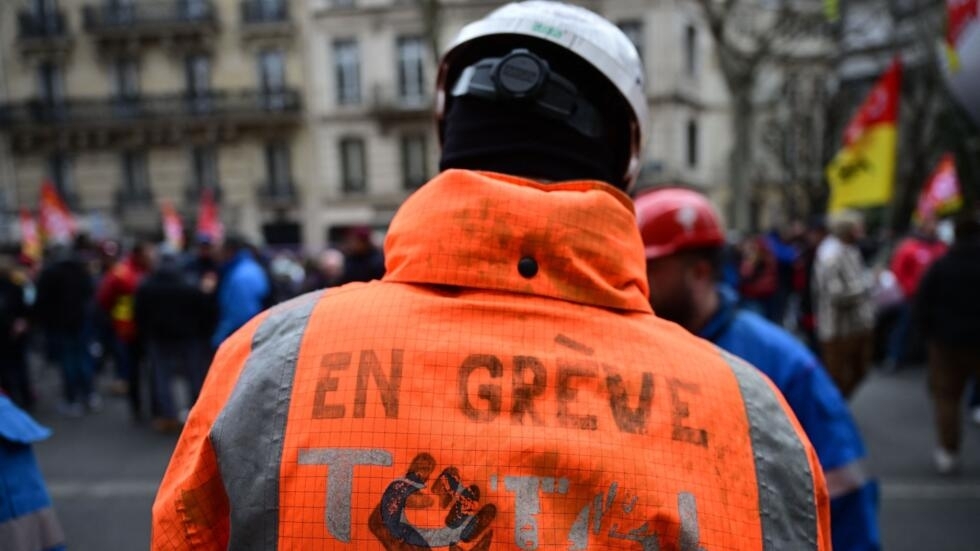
[0,396,65,551]
[699,286,880,551]
[213,251,270,348]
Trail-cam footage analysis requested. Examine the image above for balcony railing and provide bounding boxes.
[256,180,298,206]
[82,0,217,35]
[369,84,432,126]
[114,187,155,208]
[0,89,301,128]
[17,11,69,39]
[241,0,289,24]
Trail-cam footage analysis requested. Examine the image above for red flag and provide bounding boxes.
[842,59,901,146]
[915,154,962,221]
[161,200,185,251]
[19,209,42,265]
[948,0,978,46]
[38,180,77,244]
[195,187,224,245]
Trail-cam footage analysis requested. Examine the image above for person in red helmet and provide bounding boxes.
[636,187,880,551]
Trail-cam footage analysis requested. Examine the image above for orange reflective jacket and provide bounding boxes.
[152,170,830,550]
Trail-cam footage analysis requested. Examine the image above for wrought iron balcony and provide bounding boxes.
[82,0,217,45]
[368,85,432,130]
[0,89,301,152]
[256,180,299,207]
[16,11,72,55]
[114,187,155,208]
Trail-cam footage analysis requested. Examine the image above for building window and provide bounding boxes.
[37,62,64,105]
[397,36,426,103]
[684,24,698,78]
[339,138,366,193]
[401,134,428,190]
[48,152,73,205]
[618,20,644,60]
[330,0,355,7]
[114,58,140,100]
[190,146,219,196]
[185,54,211,113]
[265,142,292,194]
[121,151,150,198]
[254,0,285,19]
[31,0,60,19]
[686,119,699,168]
[180,0,209,19]
[334,39,361,105]
[185,54,210,96]
[258,50,286,109]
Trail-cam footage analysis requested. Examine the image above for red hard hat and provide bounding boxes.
[634,188,726,259]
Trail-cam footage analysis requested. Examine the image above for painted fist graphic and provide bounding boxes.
[369,453,496,550]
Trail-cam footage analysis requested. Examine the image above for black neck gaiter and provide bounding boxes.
[439,97,620,186]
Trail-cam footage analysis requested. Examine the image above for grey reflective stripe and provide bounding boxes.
[0,507,65,551]
[825,460,869,499]
[721,350,820,550]
[210,291,324,550]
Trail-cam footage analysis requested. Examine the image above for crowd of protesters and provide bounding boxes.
[0,207,977,472]
[0,226,384,434]
[725,209,980,473]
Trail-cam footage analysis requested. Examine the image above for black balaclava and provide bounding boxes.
[440,95,620,186]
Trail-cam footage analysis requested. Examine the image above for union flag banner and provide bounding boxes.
[38,180,77,244]
[19,209,42,265]
[915,153,962,221]
[195,187,224,245]
[943,0,980,127]
[826,59,902,213]
[161,200,185,251]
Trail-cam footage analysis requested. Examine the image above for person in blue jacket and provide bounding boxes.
[0,393,66,551]
[635,188,880,551]
[211,236,270,349]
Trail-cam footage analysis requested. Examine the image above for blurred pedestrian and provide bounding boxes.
[268,250,305,304]
[637,189,880,551]
[0,256,34,411]
[152,3,831,548]
[915,214,980,474]
[0,393,66,551]
[135,251,217,433]
[338,226,384,284]
[97,241,155,421]
[211,236,269,349]
[885,216,947,371]
[738,235,778,316]
[35,245,97,417]
[301,248,344,293]
[184,236,219,287]
[797,217,828,355]
[766,224,800,325]
[814,210,875,399]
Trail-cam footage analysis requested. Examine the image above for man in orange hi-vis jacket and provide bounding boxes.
[152,2,831,549]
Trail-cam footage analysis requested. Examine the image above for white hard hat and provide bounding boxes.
[437,1,648,189]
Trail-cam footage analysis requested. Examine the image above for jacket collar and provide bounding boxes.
[383,170,652,313]
[697,285,738,342]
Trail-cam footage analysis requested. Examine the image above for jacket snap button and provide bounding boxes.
[518,256,538,278]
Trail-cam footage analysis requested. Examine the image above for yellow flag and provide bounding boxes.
[826,60,901,213]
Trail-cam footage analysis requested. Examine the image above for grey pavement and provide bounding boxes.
[26,360,980,550]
